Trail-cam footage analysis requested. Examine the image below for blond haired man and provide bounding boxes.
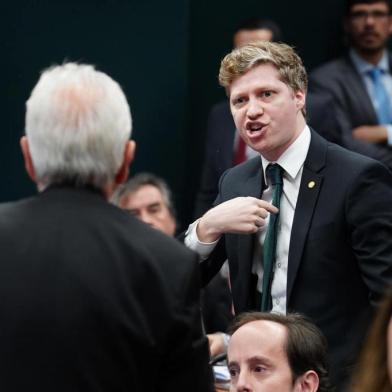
[185,41,392,390]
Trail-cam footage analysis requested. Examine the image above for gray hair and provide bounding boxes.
[25,62,132,190]
[111,172,176,218]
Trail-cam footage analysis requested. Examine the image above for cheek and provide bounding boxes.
[232,111,243,129]
[156,212,173,227]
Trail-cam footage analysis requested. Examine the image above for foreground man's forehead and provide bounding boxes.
[229,319,288,361]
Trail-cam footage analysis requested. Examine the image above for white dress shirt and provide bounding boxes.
[185,126,311,314]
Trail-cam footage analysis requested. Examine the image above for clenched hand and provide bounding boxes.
[197,197,278,243]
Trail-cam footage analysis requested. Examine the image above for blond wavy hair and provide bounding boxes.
[219,41,307,116]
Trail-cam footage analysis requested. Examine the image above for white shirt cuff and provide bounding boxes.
[184,219,220,260]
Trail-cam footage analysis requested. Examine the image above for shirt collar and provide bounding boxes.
[261,125,311,185]
[349,48,389,74]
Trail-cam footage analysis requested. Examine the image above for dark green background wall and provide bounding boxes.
[1,0,345,229]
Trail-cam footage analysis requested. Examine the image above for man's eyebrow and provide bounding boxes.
[230,92,244,100]
[147,202,161,208]
[228,360,239,368]
[228,355,273,367]
[247,355,273,366]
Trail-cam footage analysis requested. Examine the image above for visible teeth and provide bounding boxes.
[249,125,262,132]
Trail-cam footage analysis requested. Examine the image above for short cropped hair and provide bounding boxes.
[219,42,307,116]
[228,312,332,392]
[111,172,176,218]
[234,18,282,42]
[345,0,392,16]
[25,62,131,190]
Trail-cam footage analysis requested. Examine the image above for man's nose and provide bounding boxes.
[247,98,263,119]
[235,370,252,392]
[364,13,377,25]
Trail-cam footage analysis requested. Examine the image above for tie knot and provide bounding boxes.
[266,164,283,186]
[368,67,383,80]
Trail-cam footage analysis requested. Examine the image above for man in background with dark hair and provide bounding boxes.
[112,172,177,236]
[309,0,392,170]
[227,312,332,392]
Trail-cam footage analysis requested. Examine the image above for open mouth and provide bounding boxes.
[246,122,267,137]
[249,124,262,132]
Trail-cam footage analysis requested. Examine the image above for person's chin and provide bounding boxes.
[356,35,385,51]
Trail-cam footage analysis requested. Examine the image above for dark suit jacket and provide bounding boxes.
[199,131,392,389]
[309,54,392,170]
[194,97,342,217]
[0,185,213,392]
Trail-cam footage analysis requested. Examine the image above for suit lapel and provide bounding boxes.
[241,159,265,198]
[234,159,265,310]
[287,131,327,302]
[238,158,265,255]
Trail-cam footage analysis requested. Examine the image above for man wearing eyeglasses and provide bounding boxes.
[309,0,392,170]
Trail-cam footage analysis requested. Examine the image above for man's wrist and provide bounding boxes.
[197,215,222,243]
[184,219,219,259]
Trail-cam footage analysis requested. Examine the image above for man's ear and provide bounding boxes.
[294,90,306,111]
[115,140,136,185]
[20,136,37,183]
[294,370,319,392]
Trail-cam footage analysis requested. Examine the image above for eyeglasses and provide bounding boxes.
[350,10,390,21]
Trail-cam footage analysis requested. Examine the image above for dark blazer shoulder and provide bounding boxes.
[310,55,354,81]
[221,156,261,183]
[217,156,263,202]
[307,130,392,189]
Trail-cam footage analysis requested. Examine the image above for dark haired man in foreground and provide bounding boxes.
[227,312,332,392]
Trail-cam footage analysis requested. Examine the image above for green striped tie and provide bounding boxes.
[261,163,283,311]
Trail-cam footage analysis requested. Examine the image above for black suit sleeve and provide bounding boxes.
[160,252,214,392]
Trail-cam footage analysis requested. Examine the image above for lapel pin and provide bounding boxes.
[308,181,316,189]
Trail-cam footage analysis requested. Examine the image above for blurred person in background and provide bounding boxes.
[351,287,392,392]
[310,0,392,171]
[112,172,177,236]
